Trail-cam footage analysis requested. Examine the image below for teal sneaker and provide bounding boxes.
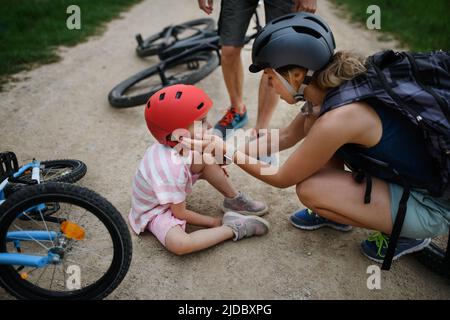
[361,231,432,263]
[213,106,248,139]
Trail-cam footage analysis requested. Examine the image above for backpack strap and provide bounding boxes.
[346,153,411,270]
[382,178,411,270]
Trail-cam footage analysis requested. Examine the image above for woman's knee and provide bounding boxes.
[296,170,330,206]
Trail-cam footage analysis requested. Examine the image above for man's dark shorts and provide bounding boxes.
[218,0,293,46]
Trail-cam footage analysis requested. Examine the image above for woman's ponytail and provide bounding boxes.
[315,51,367,89]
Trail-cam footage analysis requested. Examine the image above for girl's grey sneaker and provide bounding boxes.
[223,211,270,241]
[221,191,268,216]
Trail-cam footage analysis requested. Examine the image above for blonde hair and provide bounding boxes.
[315,51,367,89]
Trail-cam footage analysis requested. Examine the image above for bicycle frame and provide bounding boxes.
[0,159,41,205]
[0,158,59,269]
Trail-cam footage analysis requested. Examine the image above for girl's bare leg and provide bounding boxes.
[165,225,234,255]
[191,155,239,198]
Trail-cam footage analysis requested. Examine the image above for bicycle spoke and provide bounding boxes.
[75,208,89,226]
[69,245,113,260]
[34,265,49,287]
[12,225,50,251]
[38,208,55,247]
[49,265,56,291]
[65,258,101,273]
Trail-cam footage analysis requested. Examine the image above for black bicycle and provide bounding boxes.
[135,18,215,58]
[108,12,262,108]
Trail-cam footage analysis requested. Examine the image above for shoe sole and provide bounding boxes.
[220,203,268,217]
[224,211,270,233]
[361,238,432,264]
[288,215,352,232]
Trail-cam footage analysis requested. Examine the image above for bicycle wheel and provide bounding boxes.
[4,159,87,196]
[415,234,450,279]
[136,18,215,57]
[17,160,86,184]
[0,182,132,299]
[108,51,219,108]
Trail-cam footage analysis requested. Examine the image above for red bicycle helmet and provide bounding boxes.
[144,84,213,147]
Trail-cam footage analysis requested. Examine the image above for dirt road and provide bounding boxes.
[1,0,448,299]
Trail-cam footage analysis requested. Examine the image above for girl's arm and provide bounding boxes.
[170,201,221,228]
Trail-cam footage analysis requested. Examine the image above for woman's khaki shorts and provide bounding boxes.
[389,183,450,239]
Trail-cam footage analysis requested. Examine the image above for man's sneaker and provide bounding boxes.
[289,208,352,232]
[214,106,248,139]
[221,191,268,216]
[223,211,270,241]
[361,231,432,263]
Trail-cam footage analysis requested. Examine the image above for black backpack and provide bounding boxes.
[320,50,450,270]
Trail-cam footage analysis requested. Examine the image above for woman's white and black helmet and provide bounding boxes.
[249,12,336,101]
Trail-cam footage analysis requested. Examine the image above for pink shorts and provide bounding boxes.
[147,210,186,247]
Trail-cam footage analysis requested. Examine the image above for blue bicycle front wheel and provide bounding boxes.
[0,182,132,300]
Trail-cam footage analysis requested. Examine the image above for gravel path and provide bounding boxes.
[1,0,448,299]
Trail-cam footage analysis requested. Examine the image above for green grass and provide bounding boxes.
[0,0,142,84]
[332,0,450,51]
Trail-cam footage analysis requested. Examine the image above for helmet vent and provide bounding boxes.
[175,91,183,99]
[159,93,165,100]
[304,16,329,33]
[292,26,321,39]
[254,34,271,57]
[146,101,151,109]
[197,102,204,110]
[271,14,295,24]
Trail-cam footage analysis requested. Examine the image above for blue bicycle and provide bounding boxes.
[0,152,132,299]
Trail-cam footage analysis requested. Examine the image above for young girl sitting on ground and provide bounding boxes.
[129,84,270,255]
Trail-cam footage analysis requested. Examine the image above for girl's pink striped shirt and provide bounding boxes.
[128,143,197,234]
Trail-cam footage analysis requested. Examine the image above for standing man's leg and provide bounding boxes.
[221,46,245,114]
[214,0,259,139]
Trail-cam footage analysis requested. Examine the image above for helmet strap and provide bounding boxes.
[273,69,314,102]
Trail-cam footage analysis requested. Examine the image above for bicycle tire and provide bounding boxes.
[136,18,215,57]
[4,159,87,196]
[415,242,450,280]
[0,182,132,300]
[108,51,219,108]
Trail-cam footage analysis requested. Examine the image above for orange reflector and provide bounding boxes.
[20,272,28,280]
[61,221,85,240]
